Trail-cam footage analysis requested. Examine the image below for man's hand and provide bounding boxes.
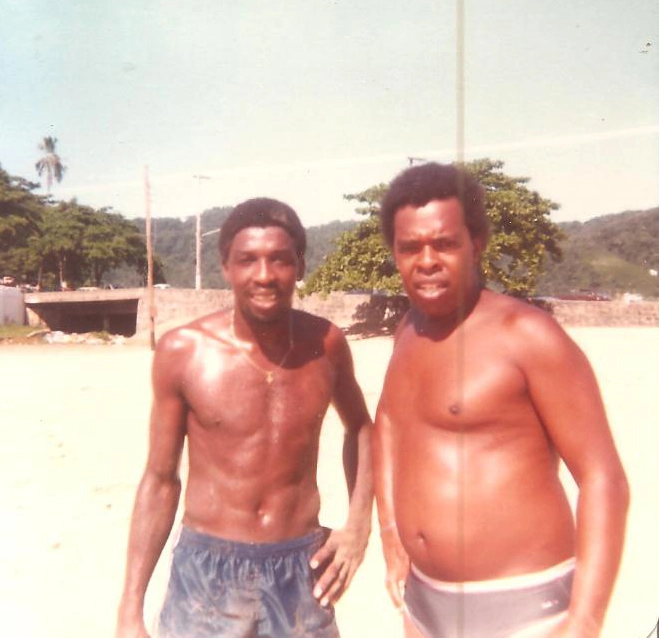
[309,525,369,608]
[380,527,410,611]
[546,614,601,638]
[115,613,150,638]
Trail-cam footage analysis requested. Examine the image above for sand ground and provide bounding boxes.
[1,327,657,637]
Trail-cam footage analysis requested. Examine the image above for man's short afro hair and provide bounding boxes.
[379,162,489,247]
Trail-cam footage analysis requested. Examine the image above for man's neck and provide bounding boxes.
[414,286,482,340]
[231,308,294,356]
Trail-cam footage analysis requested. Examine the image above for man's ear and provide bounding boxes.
[472,235,486,262]
[296,256,306,281]
[221,258,230,285]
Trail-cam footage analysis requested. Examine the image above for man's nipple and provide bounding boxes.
[448,403,461,415]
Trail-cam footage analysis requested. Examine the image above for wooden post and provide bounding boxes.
[193,174,211,290]
[144,165,156,351]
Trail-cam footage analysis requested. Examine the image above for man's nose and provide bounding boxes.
[418,245,441,271]
[254,259,275,282]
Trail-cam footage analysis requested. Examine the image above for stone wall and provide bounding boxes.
[136,290,659,336]
[135,290,372,335]
[534,299,659,327]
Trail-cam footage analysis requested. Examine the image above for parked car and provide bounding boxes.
[556,290,611,301]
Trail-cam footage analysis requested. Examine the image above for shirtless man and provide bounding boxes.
[116,197,373,638]
[372,163,629,638]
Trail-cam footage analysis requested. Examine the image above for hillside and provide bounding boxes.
[107,208,357,289]
[110,206,658,298]
[537,207,659,298]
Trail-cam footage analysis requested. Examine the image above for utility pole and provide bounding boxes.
[144,165,156,351]
[193,174,211,290]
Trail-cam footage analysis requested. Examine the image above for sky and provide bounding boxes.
[1,0,658,229]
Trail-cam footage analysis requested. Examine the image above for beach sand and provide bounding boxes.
[0,326,657,637]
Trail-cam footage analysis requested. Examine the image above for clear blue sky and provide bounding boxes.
[1,0,657,227]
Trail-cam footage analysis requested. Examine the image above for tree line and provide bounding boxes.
[537,207,659,298]
[127,159,567,297]
[6,139,654,298]
[0,165,155,290]
[303,158,564,297]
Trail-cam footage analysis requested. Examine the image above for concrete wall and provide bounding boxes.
[0,287,25,325]
[136,289,659,336]
[135,290,372,336]
[14,288,659,337]
[535,299,659,327]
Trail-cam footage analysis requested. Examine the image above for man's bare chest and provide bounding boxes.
[385,333,529,431]
[181,352,336,434]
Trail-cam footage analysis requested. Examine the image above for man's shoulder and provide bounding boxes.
[478,289,552,324]
[293,309,342,339]
[292,309,349,363]
[157,311,230,354]
[476,290,571,351]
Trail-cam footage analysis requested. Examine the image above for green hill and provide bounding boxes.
[537,207,659,298]
[110,206,658,299]
[107,209,356,289]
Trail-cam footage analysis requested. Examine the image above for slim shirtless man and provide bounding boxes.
[372,163,629,638]
[116,197,373,638]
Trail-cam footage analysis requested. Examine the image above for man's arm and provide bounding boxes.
[116,332,189,638]
[520,314,629,637]
[310,327,373,607]
[372,397,410,610]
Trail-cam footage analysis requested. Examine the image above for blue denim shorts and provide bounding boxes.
[157,526,340,638]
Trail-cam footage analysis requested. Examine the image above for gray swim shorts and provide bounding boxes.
[404,558,575,638]
[157,526,340,638]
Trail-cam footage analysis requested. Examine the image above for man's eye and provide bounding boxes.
[433,239,459,250]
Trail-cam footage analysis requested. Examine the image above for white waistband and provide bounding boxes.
[410,557,575,594]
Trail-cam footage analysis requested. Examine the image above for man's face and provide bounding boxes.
[393,197,483,320]
[222,226,303,323]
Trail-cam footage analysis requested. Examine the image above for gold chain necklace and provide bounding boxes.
[229,310,294,384]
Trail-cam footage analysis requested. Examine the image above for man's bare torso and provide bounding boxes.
[160,309,338,543]
[381,290,575,581]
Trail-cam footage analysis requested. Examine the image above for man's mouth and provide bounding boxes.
[414,279,449,294]
[249,290,280,305]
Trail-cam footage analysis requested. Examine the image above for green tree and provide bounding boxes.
[80,209,146,285]
[303,186,402,295]
[303,159,564,298]
[29,202,151,289]
[35,136,66,193]
[37,201,86,289]
[0,167,44,251]
[0,166,47,282]
[471,158,563,295]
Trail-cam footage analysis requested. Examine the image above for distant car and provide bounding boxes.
[77,286,100,292]
[154,283,172,289]
[556,290,611,301]
[622,292,643,304]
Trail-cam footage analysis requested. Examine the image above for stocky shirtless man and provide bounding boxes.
[372,163,629,638]
[116,198,373,638]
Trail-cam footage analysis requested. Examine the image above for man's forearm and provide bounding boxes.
[372,410,396,530]
[568,471,629,634]
[343,423,374,528]
[118,472,182,621]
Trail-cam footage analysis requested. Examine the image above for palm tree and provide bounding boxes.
[35,136,66,193]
